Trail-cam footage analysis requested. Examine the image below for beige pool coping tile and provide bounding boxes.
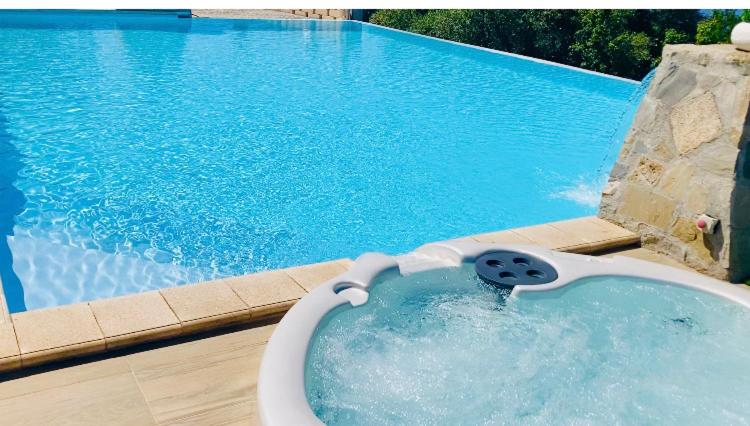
[0,276,10,322]
[90,292,180,350]
[511,223,592,249]
[0,276,19,371]
[0,321,18,357]
[249,299,297,319]
[225,270,306,311]
[12,303,105,367]
[0,355,21,372]
[552,216,634,240]
[548,216,639,251]
[161,280,249,334]
[338,258,355,268]
[470,229,535,244]
[0,217,640,372]
[466,217,639,253]
[285,259,353,292]
[0,322,20,372]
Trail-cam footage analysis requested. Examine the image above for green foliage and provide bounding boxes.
[523,10,579,64]
[695,10,749,44]
[368,9,706,80]
[664,28,690,44]
[569,10,636,74]
[609,32,654,74]
[410,9,481,45]
[369,9,422,31]
[568,10,700,77]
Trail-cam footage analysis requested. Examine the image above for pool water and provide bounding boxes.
[0,12,643,311]
[305,266,750,425]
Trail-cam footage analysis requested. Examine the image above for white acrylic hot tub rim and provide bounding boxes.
[257,241,750,426]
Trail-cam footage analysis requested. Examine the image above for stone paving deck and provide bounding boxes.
[0,216,703,424]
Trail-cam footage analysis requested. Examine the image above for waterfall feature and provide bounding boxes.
[596,69,657,176]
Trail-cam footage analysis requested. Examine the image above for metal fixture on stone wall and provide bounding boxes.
[695,214,719,234]
[599,44,750,283]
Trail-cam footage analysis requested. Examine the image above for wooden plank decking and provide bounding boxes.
[0,216,695,425]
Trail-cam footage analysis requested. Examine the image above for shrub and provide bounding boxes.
[410,9,480,45]
[369,9,422,31]
[664,28,691,44]
[368,9,705,80]
[696,9,750,44]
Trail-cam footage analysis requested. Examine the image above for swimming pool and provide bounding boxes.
[0,11,643,312]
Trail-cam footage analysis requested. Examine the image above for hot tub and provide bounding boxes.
[258,242,750,425]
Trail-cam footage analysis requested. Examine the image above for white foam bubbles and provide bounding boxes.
[306,266,750,425]
[551,175,606,208]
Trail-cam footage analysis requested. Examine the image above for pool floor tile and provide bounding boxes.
[12,303,105,365]
[0,357,131,400]
[89,292,180,350]
[127,325,273,424]
[0,371,155,425]
[158,399,258,426]
[285,259,353,292]
[225,270,306,309]
[136,353,258,424]
[160,281,250,333]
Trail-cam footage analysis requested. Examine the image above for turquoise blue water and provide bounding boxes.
[0,12,642,312]
[306,267,750,425]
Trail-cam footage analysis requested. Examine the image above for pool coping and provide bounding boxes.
[0,216,640,372]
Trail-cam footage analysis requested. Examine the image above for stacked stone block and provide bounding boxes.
[282,9,350,20]
[600,44,750,282]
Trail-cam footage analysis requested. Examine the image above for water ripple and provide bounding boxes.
[0,14,640,310]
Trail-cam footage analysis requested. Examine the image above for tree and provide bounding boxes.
[368,9,704,80]
[567,10,700,77]
[368,9,422,31]
[569,10,637,74]
[608,32,654,74]
[664,28,690,44]
[696,10,750,44]
[523,10,579,64]
[410,10,484,45]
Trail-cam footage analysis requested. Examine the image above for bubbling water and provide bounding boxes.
[305,266,750,425]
